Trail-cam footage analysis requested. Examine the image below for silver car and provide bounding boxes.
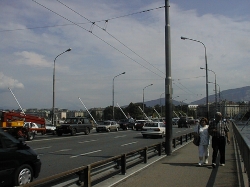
[96,120,119,132]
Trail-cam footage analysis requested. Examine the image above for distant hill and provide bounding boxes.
[144,86,250,107]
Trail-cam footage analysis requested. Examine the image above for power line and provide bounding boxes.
[0,5,164,32]
[31,0,164,78]
[56,0,165,76]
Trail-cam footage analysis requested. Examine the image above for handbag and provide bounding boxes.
[193,125,200,146]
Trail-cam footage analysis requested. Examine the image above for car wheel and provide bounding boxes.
[85,128,90,135]
[71,128,76,136]
[143,134,147,138]
[131,126,135,130]
[14,164,33,186]
[27,132,35,141]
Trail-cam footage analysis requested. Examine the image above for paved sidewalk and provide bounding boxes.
[107,135,240,187]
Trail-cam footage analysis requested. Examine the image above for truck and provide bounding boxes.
[56,116,94,136]
[0,111,46,140]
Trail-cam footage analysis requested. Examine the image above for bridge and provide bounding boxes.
[23,120,249,187]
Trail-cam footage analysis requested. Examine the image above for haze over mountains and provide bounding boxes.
[144,86,250,107]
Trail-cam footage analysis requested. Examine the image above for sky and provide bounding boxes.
[0,0,250,110]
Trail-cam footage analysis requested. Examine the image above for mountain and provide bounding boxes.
[144,86,250,107]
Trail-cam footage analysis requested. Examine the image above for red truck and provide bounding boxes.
[0,111,46,140]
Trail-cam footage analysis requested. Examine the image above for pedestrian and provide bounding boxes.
[208,112,230,168]
[193,117,210,166]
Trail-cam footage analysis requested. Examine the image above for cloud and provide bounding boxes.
[0,72,24,92]
[14,51,52,67]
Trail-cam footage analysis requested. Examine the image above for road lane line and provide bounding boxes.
[70,150,102,158]
[114,135,126,138]
[78,139,98,143]
[49,149,72,153]
[33,146,51,150]
[121,141,138,147]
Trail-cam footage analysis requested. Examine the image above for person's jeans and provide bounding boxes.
[212,136,226,164]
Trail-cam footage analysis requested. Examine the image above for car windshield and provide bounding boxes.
[103,121,111,125]
[64,118,78,124]
[145,123,158,127]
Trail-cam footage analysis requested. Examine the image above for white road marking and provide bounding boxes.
[121,142,138,147]
[70,150,102,158]
[114,135,126,138]
[49,149,72,153]
[78,139,98,143]
[33,146,51,150]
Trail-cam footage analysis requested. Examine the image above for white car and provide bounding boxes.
[23,122,39,135]
[141,122,165,138]
[45,124,57,135]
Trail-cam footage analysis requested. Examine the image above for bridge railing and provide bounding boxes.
[22,132,193,187]
[232,120,250,185]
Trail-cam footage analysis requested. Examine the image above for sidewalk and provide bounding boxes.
[105,135,240,187]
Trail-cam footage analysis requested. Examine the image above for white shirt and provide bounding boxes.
[194,125,210,145]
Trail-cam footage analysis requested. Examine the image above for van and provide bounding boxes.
[0,129,41,186]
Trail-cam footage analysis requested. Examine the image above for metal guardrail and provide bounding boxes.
[232,121,250,185]
[22,132,193,187]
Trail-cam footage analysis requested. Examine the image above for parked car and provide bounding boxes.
[0,129,41,186]
[187,117,195,124]
[141,121,165,138]
[96,120,119,132]
[134,120,148,131]
[118,118,135,130]
[178,116,190,128]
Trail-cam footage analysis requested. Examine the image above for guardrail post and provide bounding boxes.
[180,136,183,145]
[143,147,148,163]
[185,134,188,142]
[157,143,162,156]
[83,165,91,187]
[172,138,176,148]
[121,154,126,175]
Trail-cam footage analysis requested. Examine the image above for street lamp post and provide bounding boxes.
[179,99,187,115]
[201,67,217,111]
[208,81,221,113]
[52,48,71,126]
[112,72,125,120]
[143,84,153,113]
[181,36,209,121]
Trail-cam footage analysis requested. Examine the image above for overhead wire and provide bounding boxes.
[57,0,165,76]
[0,5,165,32]
[32,0,165,79]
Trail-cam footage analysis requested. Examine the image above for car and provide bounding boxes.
[96,120,119,132]
[118,118,135,130]
[45,123,57,135]
[0,129,41,186]
[134,120,148,131]
[23,122,39,135]
[178,116,190,128]
[141,121,165,138]
[172,118,179,125]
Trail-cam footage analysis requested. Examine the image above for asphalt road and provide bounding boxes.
[26,125,195,180]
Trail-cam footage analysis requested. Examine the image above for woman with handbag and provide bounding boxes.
[193,118,210,166]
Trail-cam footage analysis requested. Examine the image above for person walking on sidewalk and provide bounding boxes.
[208,112,230,168]
[193,118,210,166]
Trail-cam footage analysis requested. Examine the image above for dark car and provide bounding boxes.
[118,118,135,130]
[134,120,148,131]
[178,116,190,128]
[0,129,41,186]
[56,117,93,136]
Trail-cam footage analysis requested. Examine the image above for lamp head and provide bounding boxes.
[181,36,187,40]
[200,67,205,70]
[122,72,125,74]
[66,48,71,52]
